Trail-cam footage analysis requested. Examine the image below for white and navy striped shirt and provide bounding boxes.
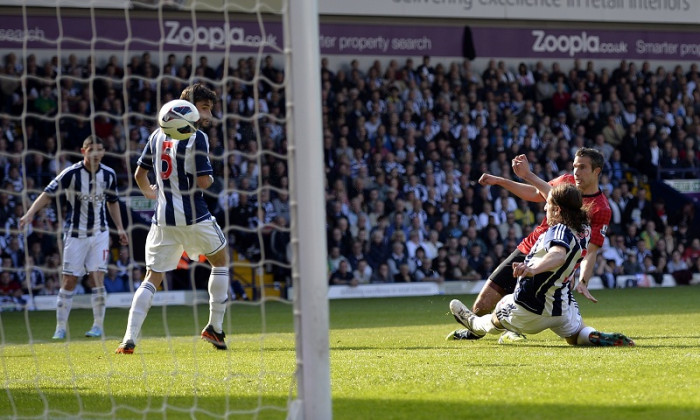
[45,161,119,238]
[514,223,587,317]
[138,129,213,226]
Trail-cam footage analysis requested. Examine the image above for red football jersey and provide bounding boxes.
[517,173,611,254]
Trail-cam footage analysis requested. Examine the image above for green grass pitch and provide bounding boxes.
[1,287,699,420]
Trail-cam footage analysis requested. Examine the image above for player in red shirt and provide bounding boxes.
[448,147,611,341]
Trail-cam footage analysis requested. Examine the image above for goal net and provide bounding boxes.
[0,0,329,419]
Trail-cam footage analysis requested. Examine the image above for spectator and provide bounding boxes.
[370,262,392,284]
[353,259,373,284]
[394,263,415,283]
[103,265,128,293]
[594,254,617,289]
[622,251,643,275]
[386,240,409,278]
[329,260,357,286]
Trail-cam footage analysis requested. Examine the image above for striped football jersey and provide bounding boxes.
[138,129,213,226]
[514,223,587,317]
[45,161,119,238]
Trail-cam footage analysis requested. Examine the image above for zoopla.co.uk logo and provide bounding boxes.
[531,30,628,57]
[164,21,278,49]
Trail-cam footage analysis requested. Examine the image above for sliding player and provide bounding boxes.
[449,184,634,347]
[448,148,611,342]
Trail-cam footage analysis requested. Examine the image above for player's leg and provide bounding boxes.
[473,250,525,315]
[565,325,634,346]
[117,225,180,354]
[555,300,635,346]
[53,274,79,339]
[54,237,89,339]
[84,270,106,337]
[447,250,525,341]
[116,269,165,353]
[85,233,109,337]
[449,299,501,338]
[199,219,229,350]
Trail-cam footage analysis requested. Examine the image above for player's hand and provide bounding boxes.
[19,214,30,230]
[512,262,534,278]
[512,154,531,179]
[478,173,497,186]
[143,184,158,200]
[576,281,598,303]
[118,229,129,245]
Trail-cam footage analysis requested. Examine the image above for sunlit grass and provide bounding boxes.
[1,287,699,419]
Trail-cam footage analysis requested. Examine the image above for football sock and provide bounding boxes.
[576,326,595,346]
[471,315,501,335]
[207,267,229,334]
[123,282,156,343]
[56,288,75,330]
[91,286,106,329]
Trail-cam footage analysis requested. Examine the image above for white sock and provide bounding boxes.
[576,326,595,346]
[471,314,501,336]
[91,286,106,329]
[123,282,156,343]
[207,267,229,333]
[56,288,75,330]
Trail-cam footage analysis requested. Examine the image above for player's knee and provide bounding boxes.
[206,248,229,267]
[472,282,504,315]
[61,275,79,290]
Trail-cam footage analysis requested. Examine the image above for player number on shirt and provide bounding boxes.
[161,140,173,180]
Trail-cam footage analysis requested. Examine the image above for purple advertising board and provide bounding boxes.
[1,14,699,61]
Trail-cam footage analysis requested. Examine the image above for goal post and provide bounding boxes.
[284,0,332,418]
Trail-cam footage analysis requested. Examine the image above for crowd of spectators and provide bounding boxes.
[1,50,699,305]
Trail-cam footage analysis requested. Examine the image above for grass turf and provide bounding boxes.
[1,287,699,420]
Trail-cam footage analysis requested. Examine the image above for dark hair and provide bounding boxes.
[549,184,590,233]
[575,147,605,173]
[180,83,217,105]
[82,135,104,148]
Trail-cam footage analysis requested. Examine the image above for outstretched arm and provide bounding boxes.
[478,173,544,202]
[511,154,551,200]
[19,192,52,229]
[576,243,600,303]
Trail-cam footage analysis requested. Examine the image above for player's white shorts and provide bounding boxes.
[494,294,583,339]
[145,217,227,273]
[62,231,110,277]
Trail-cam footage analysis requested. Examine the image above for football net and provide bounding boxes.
[1,0,329,419]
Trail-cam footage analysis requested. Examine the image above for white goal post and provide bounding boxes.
[285,0,332,419]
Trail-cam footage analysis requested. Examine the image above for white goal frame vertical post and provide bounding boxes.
[284,0,332,419]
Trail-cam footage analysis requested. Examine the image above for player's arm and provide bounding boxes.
[194,132,215,190]
[512,245,566,277]
[19,192,52,229]
[478,174,544,202]
[106,201,129,245]
[512,154,551,200]
[576,243,600,303]
[576,206,610,303]
[134,166,157,200]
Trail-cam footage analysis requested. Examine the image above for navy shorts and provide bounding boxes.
[488,249,527,294]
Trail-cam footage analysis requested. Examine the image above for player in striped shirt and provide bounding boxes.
[450,184,634,346]
[20,136,128,339]
[448,147,611,341]
[116,84,230,354]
